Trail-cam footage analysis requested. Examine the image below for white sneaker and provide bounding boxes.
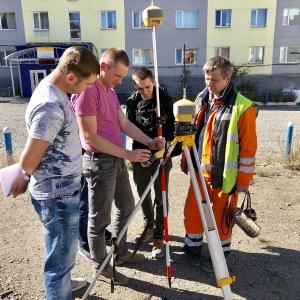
[152,238,165,259]
[71,277,87,291]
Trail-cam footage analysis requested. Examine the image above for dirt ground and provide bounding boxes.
[0,102,300,300]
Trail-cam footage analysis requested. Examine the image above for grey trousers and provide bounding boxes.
[83,153,135,270]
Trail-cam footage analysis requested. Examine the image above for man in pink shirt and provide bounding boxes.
[71,48,165,285]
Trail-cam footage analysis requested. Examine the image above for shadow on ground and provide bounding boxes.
[73,241,300,300]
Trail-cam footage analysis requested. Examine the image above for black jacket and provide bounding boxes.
[125,87,176,152]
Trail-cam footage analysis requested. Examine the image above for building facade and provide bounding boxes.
[273,0,300,74]
[0,0,25,91]
[1,0,299,97]
[4,0,125,97]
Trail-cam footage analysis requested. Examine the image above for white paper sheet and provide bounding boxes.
[0,163,23,196]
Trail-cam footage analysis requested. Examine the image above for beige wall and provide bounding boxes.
[207,0,277,74]
[21,0,125,56]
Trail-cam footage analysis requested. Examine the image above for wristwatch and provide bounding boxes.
[148,138,153,150]
[21,174,30,181]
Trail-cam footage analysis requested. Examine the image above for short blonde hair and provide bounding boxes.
[101,47,130,69]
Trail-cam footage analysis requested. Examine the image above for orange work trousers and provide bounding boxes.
[183,172,238,242]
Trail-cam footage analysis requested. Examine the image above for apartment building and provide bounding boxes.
[207,0,277,75]
[5,0,125,97]
[1,0,299,97]
[273,0,300,74]
[121,0,208,95]
[123,0,299,95]
[0,0,25,89]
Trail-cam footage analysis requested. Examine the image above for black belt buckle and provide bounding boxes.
[85,151,114,159]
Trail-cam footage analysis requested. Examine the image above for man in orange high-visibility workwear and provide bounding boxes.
[171,56,258,272]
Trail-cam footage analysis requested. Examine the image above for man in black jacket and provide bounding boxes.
[126,67,177,259]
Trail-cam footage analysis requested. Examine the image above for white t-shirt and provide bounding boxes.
[25,79,82,200]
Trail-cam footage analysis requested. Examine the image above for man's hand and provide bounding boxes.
[10,177,29,198]
[180,161,189,174]
[126,149,151,162]
[150,137,166,150]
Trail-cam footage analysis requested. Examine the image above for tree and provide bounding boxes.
[180,67,192,93]
[230,62,256,92]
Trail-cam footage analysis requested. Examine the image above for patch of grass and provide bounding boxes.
[282,150,300,171]
[278,138,300,170]
[255,154,282,177]
[256,137,300,174]
[0,152,17,168]
[255,168,280,177]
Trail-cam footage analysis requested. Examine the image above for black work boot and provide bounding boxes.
[201,251,231,273]
[171,244,202,263]
[105,229,112,246]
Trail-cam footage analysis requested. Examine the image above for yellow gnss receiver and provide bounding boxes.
[142,5,163,27]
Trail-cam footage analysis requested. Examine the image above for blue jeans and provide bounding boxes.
[78,175,89,252]
[132,158,172,237]
[83,153,135,270]
[32,192,80,300]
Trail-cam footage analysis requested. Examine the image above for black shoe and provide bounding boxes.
[105,229,112,246]
[171,244,202,263]
[201,251,230,273]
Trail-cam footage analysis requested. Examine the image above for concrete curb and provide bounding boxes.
[0,97,30,103]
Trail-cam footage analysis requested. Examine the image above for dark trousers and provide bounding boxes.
[78,175,89,252]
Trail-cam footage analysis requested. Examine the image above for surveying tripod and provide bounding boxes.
[165,121,236,299]
[77,120,235,300]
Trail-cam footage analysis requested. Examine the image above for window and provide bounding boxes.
[69,12,81,39]
[33,12,49,30]
[248,47,264,64]
[176,11,198,28]
[280,46,300,63]
[132,11,146,28]
[100,11,116,29]
[214,47,230,59]
[0,50,16,66]
[133,49,153,66]
[215,9,231,27]
[283,8,300,26]
[175,48,197,65]
[0,13,16,29]
[251,9,267,27]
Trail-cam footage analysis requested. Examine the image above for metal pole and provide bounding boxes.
[285,122,293,157]
[149,5,172,285]
[152,26,161,132]
[3,127,13,165]
[9,63,16,97]
[18,63,23,97]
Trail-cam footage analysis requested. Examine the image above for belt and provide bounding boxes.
[84,151,115,159]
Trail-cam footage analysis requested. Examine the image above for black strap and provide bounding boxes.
[131,219,154,259]
[110,237,118,292]
[222,193,237,235]
[221,185,239,234]
[243,192,257,221]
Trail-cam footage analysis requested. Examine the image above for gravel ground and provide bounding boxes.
[0,101,300,300]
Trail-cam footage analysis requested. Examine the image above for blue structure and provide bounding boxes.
[3,127,13,156]
[6,43,94,98]
[284,122,294,157]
